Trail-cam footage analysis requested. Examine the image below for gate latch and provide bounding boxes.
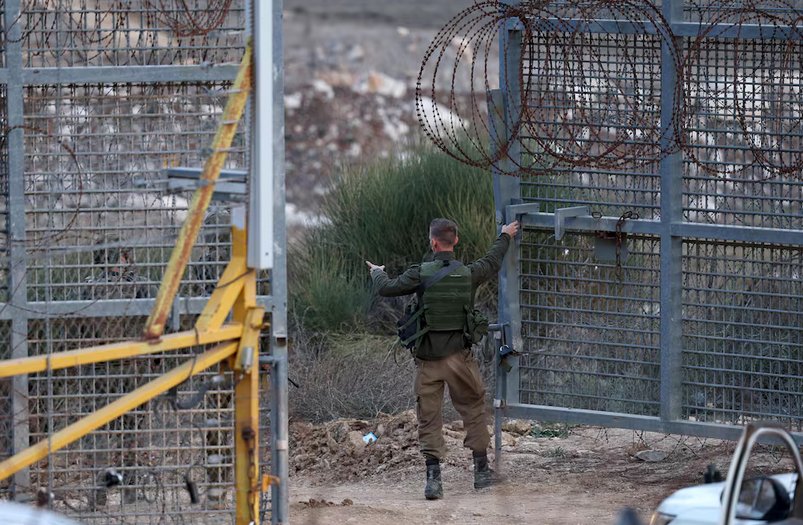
[498,344,520,373]
[555,206,590,241]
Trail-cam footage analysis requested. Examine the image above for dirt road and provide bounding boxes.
[292,475,639,525]
[289,423,794,525]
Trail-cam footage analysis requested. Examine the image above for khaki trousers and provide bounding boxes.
[415,350,489,461]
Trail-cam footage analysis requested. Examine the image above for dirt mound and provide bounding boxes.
[290,410,477,483]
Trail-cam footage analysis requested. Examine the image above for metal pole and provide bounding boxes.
[5,0,31,500]
[252,0,289,522]
[659,0,684,423]
[248,0,277,270]
[488,90,507,472]
[497,0,523,407]
[491,0,523,472]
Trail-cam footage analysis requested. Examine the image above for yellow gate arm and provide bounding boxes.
[0,342,238,481]
[0,325,242,378]
[144,40,253,340]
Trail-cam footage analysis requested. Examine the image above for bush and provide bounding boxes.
[289,229,375,333]
[290,144,497,334]
[288,332,415,422]
[288,331,498,423]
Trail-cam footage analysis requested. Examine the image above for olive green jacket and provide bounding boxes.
[371,233,512,360]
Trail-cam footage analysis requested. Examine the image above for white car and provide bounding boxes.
[650,473,797,525]
[649,424,803,525]
[0,501,84,525]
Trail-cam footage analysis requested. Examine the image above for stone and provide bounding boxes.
[358,71,406,98]
[514,441,542,454]
[312,79,334,100]
[284,92,302,110]
[634,449,669,463]
[347,430,367,452]
[501,419,533,436]
[347,44,365,61]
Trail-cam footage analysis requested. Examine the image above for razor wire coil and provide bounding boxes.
[416,0,803,180]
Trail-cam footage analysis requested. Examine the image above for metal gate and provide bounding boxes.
[0,1,287,523]
[489,0,803,442]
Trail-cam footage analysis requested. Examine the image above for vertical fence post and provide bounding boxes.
[258,0,289,522]
[659,0,684,424]
[489,89,508,469]
[492,1,524,469]
[496,1,523,406]
[5,0,31,500]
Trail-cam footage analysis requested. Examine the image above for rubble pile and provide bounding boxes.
[289,411,529,483]
[281,3,497,231]
[283,75,417,216]
[282,71,482,231]
[290,410,433,482]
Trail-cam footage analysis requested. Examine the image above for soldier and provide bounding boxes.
[366,218,520,500]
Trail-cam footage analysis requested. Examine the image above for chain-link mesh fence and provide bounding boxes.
[0,1,278,522]
[682,240,803,428]
[482,1,803,436]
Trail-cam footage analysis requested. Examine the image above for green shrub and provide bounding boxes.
[323,145,495,273]
[290,144,497,333]
[289,228,375,333]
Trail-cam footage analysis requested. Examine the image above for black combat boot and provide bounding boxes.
[424,460,443,500]
[473,451,498,489]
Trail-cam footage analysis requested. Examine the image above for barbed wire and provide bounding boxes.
[0,0,239,64]
[143,0,236,37]
[417,0,803,179]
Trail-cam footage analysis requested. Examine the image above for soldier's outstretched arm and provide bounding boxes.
[368,263,421,297]
[469,221,520,286]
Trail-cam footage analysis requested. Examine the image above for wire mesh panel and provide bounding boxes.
[478,0,803,441]
[22,81,243,304]
[0,321,12,499]
[0,0,5,67]
[518,230,661,414]
[0,77,11,499]
[19,1,245,68]
[0,0,280,522]
[27,317,236,523]
[682,37,803,229]
[521,30,663,219]
[682,240,803,429]
[0,82,8,305]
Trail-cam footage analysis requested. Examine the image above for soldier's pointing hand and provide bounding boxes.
[365,260,385,273]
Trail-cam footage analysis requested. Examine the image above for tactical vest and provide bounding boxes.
[419,260,472,331]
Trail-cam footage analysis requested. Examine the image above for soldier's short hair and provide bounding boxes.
[429,218,458,247]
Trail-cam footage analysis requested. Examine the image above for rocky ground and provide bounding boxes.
[288,412,795,524]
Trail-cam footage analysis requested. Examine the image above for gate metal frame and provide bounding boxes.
[493,0,803,452]
[0,1,289,523]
